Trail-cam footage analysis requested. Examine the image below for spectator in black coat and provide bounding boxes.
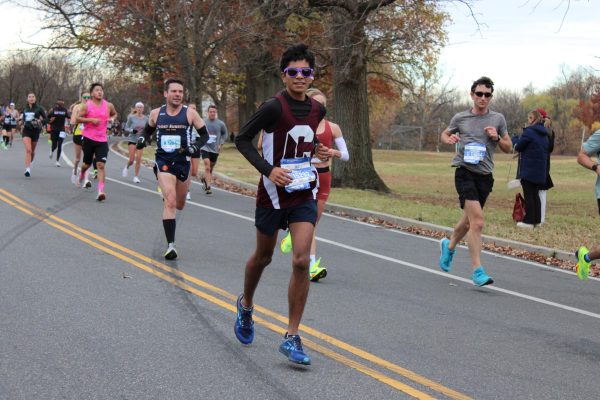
[514,110,550,228]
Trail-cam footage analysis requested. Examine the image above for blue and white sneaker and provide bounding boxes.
[234,294,254,345]
[472,266,494,286]
[439,238,455,272]
[279,333,311,365]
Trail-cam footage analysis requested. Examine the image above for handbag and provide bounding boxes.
[512,192,526,222]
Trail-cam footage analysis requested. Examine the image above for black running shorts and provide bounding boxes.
[73,135,83,146]
[254,200,317,236]
[155,156,190,182]
[201,150,218,163]
[22,128,40,142]
[82,137,109,165]
[455,167,494,209]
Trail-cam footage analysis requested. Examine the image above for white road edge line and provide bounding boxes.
[59,142,600,320]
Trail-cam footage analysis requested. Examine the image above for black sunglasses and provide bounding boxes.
[283,67,314,78]
[474,91,493,98]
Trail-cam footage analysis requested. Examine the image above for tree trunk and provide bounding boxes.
[330,13,388,192]
[238,51,281,126]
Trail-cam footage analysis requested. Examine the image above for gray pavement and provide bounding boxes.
[0,137,599,399]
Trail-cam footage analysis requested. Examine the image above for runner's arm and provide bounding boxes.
[235,99,280,177]
[330,122,349,161]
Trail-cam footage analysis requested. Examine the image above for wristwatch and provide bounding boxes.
[592,164,598,172]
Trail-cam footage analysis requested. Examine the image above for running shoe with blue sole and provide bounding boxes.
[472,266,493,286]
[575,246,591,280]
[439,238,455,272]
[279,333,311,365]
[234,294,254,345]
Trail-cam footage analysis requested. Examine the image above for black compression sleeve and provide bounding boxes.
[142,122,156,143]
[194,125,209,148]
[235,99,281,177]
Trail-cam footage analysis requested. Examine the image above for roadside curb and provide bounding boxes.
[213,172,573,263]
[111,140,573,265]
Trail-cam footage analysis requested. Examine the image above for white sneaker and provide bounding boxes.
[186,192,191,200]
[84,179,92,188]
[56,161,61,167]
[71,174,78,185]
[96,191,106,201]
[164,243,178,260]
[133,176,140,184]
[24,168,31,177]
[49,152,53,159]
[516,222,535,229]
[122,166,128,177]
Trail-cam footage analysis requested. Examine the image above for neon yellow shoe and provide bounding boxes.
[280,231,292,254]
[309,258,327,282]
[575,246,591,280]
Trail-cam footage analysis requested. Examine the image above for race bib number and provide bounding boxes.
[160,135,181,153]
[281,157,315,193]
[207,134,217,144]
[464,142,486,165]
[59,131,67,139]
[24,112,35,122]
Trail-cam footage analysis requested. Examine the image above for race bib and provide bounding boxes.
[59,131,67,139]
[464,142,486,165]
[207,134,217,144]
[160,135,181,153]
[24,112,35,122]
[281,157,315,193]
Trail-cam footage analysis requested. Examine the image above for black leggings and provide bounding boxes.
[50,131,64,161]
[521,179,541,225]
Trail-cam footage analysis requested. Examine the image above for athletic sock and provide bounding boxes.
[310,255,316,267]
[163,219,176,244]
[98,181,105,193]
[585,254,591,263]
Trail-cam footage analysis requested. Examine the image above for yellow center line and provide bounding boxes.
[0,188,471,400]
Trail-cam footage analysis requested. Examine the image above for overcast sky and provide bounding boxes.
[2,0,599,93]
[439,0,600,93]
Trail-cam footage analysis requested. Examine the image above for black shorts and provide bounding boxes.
[255,200,317,236]
[2,124,11,131]
[82,137,109,165]
[455,167,494,209]
[22,129,41,142]
[155,156,190,182]
[201,150,218,163]
[73,135,83,146]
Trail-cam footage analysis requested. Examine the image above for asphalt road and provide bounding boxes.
[1,137,599,400]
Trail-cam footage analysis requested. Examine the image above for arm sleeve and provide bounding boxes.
[220,121,228,143]
[235,99,281,177]
[125,116,134,133]
[142,122,156,143]
[334,136,349,161]
[194,125,209,148]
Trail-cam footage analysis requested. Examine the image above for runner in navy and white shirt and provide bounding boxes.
[138,78,208,260]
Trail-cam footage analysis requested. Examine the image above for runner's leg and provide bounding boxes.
[287,221,313,335]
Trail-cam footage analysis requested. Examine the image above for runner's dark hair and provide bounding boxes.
[280,43,315,71]
[470,76,494,93]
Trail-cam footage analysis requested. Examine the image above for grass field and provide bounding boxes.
[127,141,596,252]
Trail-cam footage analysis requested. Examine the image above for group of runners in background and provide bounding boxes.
[4,42,600,367]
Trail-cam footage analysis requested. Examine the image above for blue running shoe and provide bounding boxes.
[234,294,254,345]
[439,238,455,272]
[472,266,494,286]
[279,333,311,365]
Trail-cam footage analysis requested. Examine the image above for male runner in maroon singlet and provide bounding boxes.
[233,44,330,365]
